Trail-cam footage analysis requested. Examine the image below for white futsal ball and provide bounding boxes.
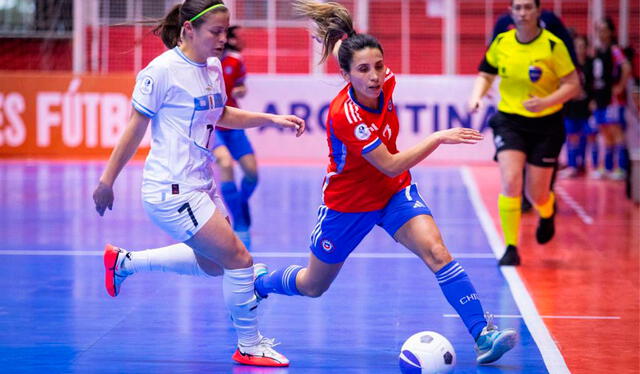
[399,331,456,374]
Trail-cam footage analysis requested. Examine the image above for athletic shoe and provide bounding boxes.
[475,313,518,364]
[253,263,269,301]
[558,167,579,179]
[608,169,626,181]
[232,336,290,367]
[535,210,556,244]
[498,245,520,266]
[235,230,252,251]
[103,244,131,297]
[590,167,606,179]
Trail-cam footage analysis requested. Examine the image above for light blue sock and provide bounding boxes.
[255,265,303,298]
[436,260,487,340]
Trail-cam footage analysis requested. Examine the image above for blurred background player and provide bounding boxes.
[468,0,580,266]
[212,25,256,249]
[560,33,596,178]
[590,17,632,180]
[254,0,517,365]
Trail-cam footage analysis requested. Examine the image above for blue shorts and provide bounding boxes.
[309,184,432,264]
[213,129,254,160]
[564,118,597,135]
[594,106,626,128]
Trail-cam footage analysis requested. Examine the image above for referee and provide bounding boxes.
[468,0,580,266]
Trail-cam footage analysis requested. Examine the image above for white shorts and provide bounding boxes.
[142,190,227,242]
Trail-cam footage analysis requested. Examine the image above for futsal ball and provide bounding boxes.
[399,331,456,374]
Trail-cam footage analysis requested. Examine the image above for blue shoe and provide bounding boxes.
[253,263,269,301]
[475,313,518,364]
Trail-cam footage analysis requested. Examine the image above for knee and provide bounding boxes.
[226,239,253,269]
[216,154,233,170]
[302,285,328,298]
[416,242,452,270]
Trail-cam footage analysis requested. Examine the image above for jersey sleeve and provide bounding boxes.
[479,37,500,74]
[131,64,169,118]
[552,38,576,78]
[331,104,382,156]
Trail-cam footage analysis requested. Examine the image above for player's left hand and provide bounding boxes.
[272,115,306,137]
[436,127,484,145]
[523,95,548,112]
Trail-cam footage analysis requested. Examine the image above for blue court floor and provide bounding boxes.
[0,162,549,373]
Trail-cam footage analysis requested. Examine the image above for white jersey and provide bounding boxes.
[131,47,227,201]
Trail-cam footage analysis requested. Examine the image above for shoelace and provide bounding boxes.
[484,312,497,332]
[259,337,281,349]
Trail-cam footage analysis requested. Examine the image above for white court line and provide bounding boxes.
[0,250,495,259]
[460,166,571,374]
[443,314,621,320]
[555,185,594,225]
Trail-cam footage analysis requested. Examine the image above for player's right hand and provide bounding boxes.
[93,181,114,216]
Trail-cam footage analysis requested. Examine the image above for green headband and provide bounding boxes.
[189,3,226,22]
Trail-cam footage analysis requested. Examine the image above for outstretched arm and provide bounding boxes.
[93,110,149,216]
[363,128,484,177]
[218,106,305,137]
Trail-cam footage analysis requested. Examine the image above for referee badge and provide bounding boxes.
[528,65,543,83]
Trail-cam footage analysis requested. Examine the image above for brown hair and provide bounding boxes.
[153,0,228,49]
[294,0,383,72]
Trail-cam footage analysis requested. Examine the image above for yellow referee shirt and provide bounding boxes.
[480,29,575,118]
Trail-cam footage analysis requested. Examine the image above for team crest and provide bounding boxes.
[528,65,543,82]
[354,123,371,140]
[321,239,334,253]
[140,76,154,95]
[387,98,393,111]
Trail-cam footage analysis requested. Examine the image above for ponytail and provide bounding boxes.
[153,1,228,49]
[293,0,356,64]
[294,0,383,72]
[154,4,182,49]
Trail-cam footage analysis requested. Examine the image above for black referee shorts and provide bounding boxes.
[489,111,565,168]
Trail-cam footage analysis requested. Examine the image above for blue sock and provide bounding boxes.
[240,176,258,202]
[617,145,629,171]
[239,177,258,227]
[566,142,578,168]
[436,261,487,340]
[591,145,599,169]
[255,265,303,297]
[220,181,245,230]
[605,147,614,171]
[577,135,587,169]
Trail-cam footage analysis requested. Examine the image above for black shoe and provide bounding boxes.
[536,212,556,244]
[498,245,520,266]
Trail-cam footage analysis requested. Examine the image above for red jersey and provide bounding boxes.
[219,51,247,131]
[322,68,411,212]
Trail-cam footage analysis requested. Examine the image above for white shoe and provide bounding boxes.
[103,244,132,297]
[608,169,626,180]
[232,336,290,367]
[558,167,579,178]
[590,168,606,179]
